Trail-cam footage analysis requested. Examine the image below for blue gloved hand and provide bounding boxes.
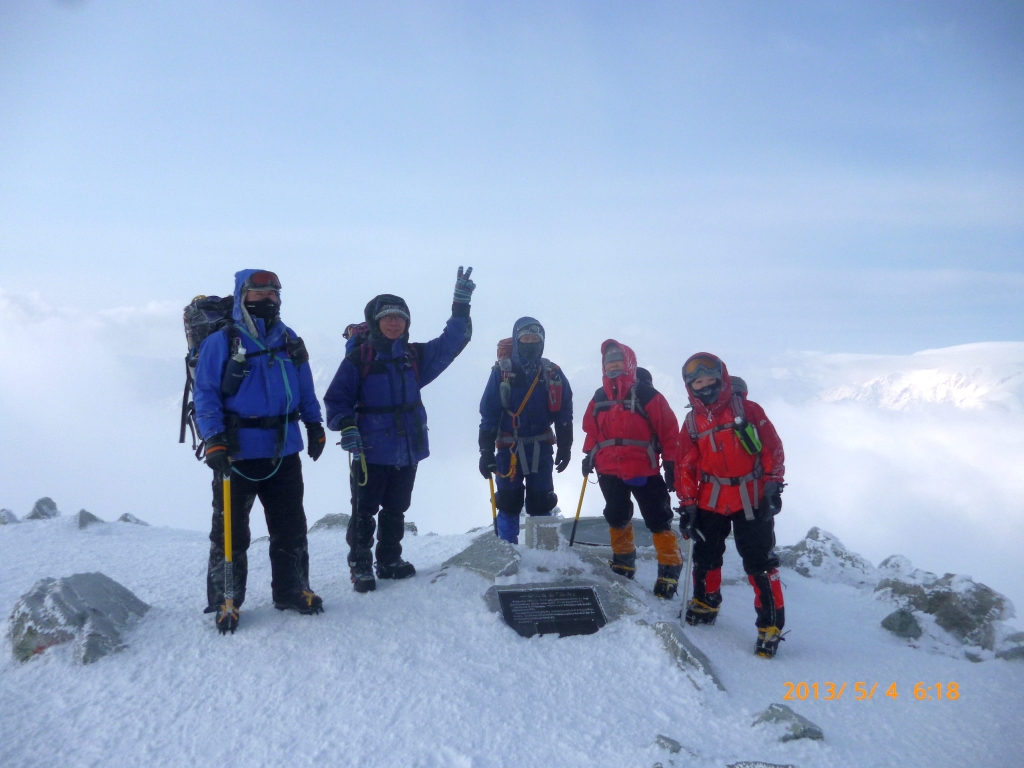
[340,426,363,459]
[453,266,475,304]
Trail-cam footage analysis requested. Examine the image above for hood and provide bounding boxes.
[683,352,733,413]
[233,268,281,338]
[364,294,411,356]
[600,339,638,399]
[511,316,545,369]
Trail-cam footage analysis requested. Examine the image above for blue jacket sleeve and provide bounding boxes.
[555,375,573,427]
[479,367,503,432]
[296,361,323,423]
[415,313,472,388]
[324,357,361,432]
[193,329,229,440]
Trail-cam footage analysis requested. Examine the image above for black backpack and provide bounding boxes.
[179,295,234,458]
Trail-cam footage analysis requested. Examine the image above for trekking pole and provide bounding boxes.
[568,475,589,547]
[488,474,498,537]
[219,468,237,634]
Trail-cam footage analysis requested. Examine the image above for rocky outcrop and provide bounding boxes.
[0,509,18,525]
[752,703,824,743]
[75,509,104,529]
[436,532,520,581]
[881,608,922,639]
[309,512,417,535]
[776,527,876,585]
[117,513,149,526]
[25,497,59,520]
[8,573,150,664]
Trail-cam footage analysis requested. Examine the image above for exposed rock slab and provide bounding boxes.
[640,620,725,691]
[116,513,149,526]
[8,572,150,664]
[752,702,824,743]
[76,509,104,529]
[995,631,1024,661]
[524,514,562,550]
[881,608,923,639]
[776,527,876,585]
[438,532,520,581]
[25,497,59,520]
[309,512,417,535]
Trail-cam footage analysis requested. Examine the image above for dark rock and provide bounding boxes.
[0,508,18,525]
[116,513,149,526]
[876,574,1013,650]
[25,497,59,520]
[881,608,922,639]
[76,510,104,529]
[995,646,1024,661]
[752,703,824,742]
[996,631,1024,661]
[8,572,150,664]
[775,527,876,585]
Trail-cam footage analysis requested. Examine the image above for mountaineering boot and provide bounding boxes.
[653,564,683,599]
[684,597,720,626]
[215,604,240,634]
[350,558,376,593]
[609,550,637,579]
[274,590,324,615]
[755,626,784,658]
[375,558,417,580]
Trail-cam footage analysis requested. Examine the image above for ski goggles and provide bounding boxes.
[516,324,544,341]
[243,271,282,292]
[682,354,722,384]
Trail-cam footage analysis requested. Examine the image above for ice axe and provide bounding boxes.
[217,468,239,634]
[568,475,589,547]
[488,473,498,537]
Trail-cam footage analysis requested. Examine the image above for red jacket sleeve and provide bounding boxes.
[674,422,700,504]
[647,393,681,465]
[746,400,784,481]
[581,399,598,453]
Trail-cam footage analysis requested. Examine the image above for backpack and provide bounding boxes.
[493,337,563,413]
[179,295,234,458]
[683,389,762,455]
[343,321,420,382]
[590,380,662,458]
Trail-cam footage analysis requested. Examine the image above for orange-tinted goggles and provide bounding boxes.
[682,354,722,384]
[247,271,281,291]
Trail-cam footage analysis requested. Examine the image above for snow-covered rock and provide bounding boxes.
[751,703,824,743]
[0,508,18,525]
[881,608,923,639]
[875,572,1013,650]
[437,532,520,580]
[8,572,150,664]
[309,512,417,535]
[116,513,148,526]
[24,497,59,520]
[776,527,877,586]
[75,509,104,529]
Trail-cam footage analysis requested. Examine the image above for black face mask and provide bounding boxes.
[518,341,542,361]
[245,298,279,326]
[693,382,721,405]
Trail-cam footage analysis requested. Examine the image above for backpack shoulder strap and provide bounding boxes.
[684,411,698,441]
[406,342,421,381]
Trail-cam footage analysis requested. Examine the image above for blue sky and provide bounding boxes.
[1,0,1021,355]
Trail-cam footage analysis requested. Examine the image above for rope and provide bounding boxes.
[496,368,542,481]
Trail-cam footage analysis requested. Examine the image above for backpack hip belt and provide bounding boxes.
[587,438,659,470]
[497,428,556,475]
[700,456,764,521]
[224,410,300,463]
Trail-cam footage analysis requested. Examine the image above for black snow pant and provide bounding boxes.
[205,452,311,612]
[598,474,674,533]
[347,462,417,568]
[690,508,785,630]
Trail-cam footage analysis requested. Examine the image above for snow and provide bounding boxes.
[2,517,1022,768]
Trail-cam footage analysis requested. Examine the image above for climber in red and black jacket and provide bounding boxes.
[675,352,787,658]
[582,340,683,599]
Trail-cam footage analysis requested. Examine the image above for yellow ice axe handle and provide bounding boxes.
[222,471,234,608]
[488,474,498,537]
[569,475,588,547]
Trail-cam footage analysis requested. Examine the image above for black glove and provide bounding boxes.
[678,504,699,540]
[305,422,326,461]
[581,453,594,477]
[204,433,231,475]
[479,452,497,479]
[663,460,675,493]
[554,421,572,473]
[758,481,783,520]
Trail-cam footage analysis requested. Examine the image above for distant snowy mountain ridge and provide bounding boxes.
[768,342,1024,410]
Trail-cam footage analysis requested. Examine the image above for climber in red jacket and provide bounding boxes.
[675,353,787,658]
[582,340,683,598]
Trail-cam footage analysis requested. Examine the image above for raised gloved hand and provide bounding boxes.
[204,433,231,475]
[453,266,475,304]
[678,504,699,541]
[305,422,326,461]
[340,426,363,459]
[479,451,497,479]
[758,481,783,520]
[581,453,594,477]
[663,460,675,493]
